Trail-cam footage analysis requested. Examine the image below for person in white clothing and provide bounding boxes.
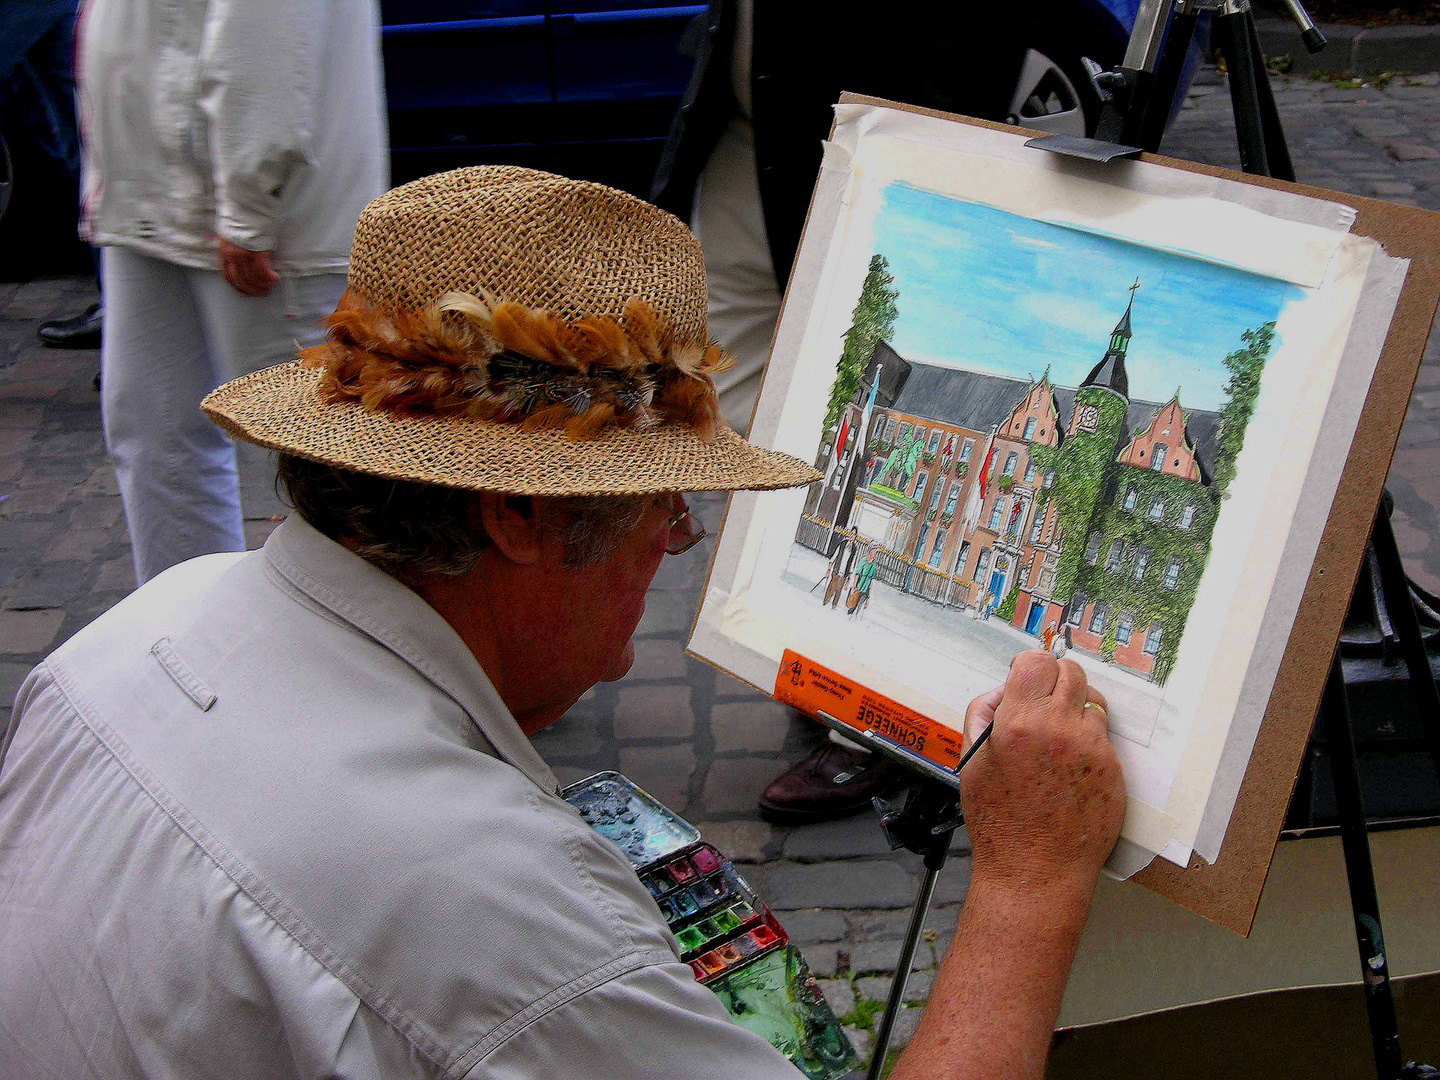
[78,0,388,583]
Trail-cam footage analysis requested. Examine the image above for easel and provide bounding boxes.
[849,3,1440,1075]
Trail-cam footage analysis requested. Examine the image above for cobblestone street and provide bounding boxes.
[3,59,1439,1068]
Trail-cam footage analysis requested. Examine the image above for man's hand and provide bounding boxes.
[217,237,279,297]
[888,653,1125,1080]
[960,651,1125,903]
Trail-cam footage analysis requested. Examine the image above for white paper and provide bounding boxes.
[689,104,1403,874]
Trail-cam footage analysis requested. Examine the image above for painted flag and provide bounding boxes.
[834,415,850,468]
[850,366,883,473]
[977,443,998,501]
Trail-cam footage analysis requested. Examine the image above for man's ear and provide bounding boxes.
[476,492,543,566]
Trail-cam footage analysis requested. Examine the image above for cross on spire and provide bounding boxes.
[1129,277,1140,297]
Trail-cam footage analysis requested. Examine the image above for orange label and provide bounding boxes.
[774,649,965,772]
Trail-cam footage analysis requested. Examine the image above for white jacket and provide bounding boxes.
[78,0,388,275]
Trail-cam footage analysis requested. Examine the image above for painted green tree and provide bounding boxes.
[824,254,899,430]
[1209,321,1275,501]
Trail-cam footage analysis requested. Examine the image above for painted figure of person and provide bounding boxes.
[850,542,879,618]
[1053,624,1072,658]
[824,528,859,608]
[1042,620,1058,651]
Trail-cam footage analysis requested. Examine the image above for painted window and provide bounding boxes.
[1088,603,1108,634]
[975,547,991,582]
[1163,556,1182,589]
[1144,621,1163,655]
[1122,485,1137,512]
[1068,595,1087,626]
[1180,503,1196,529]
[869,458,885,484]
[955,540,971,576]
[1024,460,1037,483]
[929,529,947,567]
[944,483,960,516]
[1005,500,1025,541]
[1132,547,1149,581]
[1105,539,1124,573]
[1028,515,1043,544]
[1043,470,1054,488]
[898,422,912,442]
[1149,496,1165,521]
[1117,612,1134,645]
[914,427,927,447]
[1002,451,1018,477]
[914,524,930,560]
[930,480,945,512]
[1022,417,1037,440]
[927,430,942,453]
[885,417,897,441]
[912,473,927,504]
[1084,531,1102,564]
[988,500,1004,531]
[960,438,974,463]
[1149,443,1167,471]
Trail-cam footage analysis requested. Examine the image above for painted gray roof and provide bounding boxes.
[879,349,1221,478]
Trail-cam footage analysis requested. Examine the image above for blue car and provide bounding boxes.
[380,0,1203,193]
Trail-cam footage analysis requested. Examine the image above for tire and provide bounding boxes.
[1006,7,1128,137]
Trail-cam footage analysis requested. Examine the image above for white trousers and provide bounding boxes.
[690,116,783,435]
[100,246,344,583]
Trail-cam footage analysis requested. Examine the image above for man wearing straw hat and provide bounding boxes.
[0,168,1123,1080]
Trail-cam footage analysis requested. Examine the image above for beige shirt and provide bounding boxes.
[0,517,794,1079]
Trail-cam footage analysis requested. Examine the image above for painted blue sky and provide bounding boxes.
[870,182,1305,411]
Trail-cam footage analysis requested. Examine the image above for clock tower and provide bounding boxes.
[1078,277,1137,402]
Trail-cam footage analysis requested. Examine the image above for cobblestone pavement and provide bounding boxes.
[1,68,1438,1067]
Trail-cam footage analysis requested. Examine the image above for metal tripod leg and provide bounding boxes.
[1320,657,1405,1079]
[1369,503,1440,788]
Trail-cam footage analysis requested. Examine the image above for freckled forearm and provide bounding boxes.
[887,874,1096,1080]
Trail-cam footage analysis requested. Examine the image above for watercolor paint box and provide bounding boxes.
[563,772,856,1080]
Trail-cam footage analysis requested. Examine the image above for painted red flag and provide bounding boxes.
[977,444,997,500]
[834,416,849,466]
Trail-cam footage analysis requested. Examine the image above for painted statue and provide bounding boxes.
[883,432,923,491]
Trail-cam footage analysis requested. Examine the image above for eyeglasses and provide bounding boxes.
[665,507,706,556]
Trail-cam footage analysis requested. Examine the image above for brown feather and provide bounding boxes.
[571,316,635,371]
[565,401,616,440]
[521,402,574,432]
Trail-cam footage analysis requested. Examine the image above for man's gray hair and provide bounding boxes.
[275,455,650,578]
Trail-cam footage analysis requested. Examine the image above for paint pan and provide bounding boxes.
[691,846,722,874]
[561,772,700,869]
[675,926,707,953]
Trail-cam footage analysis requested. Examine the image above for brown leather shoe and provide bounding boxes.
[757,741,904,824]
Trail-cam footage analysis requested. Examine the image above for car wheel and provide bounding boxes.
[1005,46,1097,137]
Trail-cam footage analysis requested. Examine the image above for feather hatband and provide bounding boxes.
[300,289,734,443]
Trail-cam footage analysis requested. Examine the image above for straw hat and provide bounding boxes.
[201,166,818,496]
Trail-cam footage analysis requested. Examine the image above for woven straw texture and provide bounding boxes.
[348,166,708,342]
[202,363,819,495]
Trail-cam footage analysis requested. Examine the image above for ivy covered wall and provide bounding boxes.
[1029,386,1130,601]
[1075,467,1217,683]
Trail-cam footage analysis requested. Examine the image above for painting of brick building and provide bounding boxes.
[796,285,1276,687]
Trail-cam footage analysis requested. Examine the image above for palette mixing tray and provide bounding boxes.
[564,771,858,1080]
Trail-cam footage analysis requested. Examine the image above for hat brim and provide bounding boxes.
[202,361,821,496]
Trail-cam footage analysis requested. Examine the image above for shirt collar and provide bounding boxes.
[262,516,560,795]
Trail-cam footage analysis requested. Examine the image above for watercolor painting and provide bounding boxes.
[786,182,1304,743]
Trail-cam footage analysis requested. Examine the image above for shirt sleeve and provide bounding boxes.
[195,0,322,252]
[469,961,802,1080]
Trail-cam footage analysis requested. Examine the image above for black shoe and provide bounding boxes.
[37,302,102,349]
[758,741,904,825]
